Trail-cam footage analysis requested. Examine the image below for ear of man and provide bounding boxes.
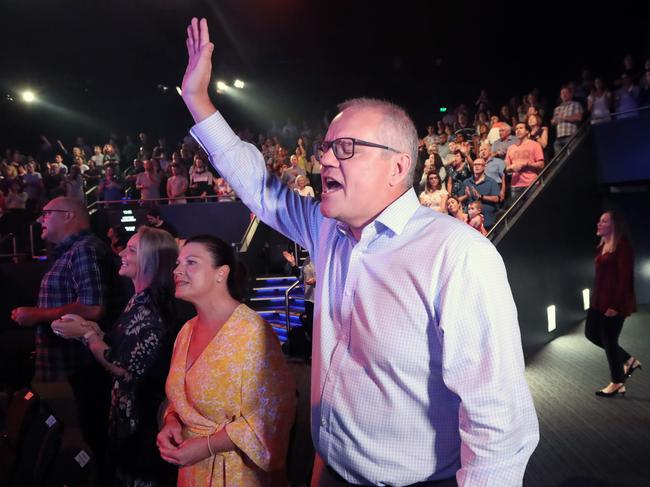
[388,152,413,189]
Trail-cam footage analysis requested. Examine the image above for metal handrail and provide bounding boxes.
[0,233,18,259]
[284,279,301,347]
[590,104,650,122]
[86,194,236,210]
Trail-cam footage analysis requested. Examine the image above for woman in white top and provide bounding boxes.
[588,77,612,123]
[293,175,315,198]
[419,172,448,214]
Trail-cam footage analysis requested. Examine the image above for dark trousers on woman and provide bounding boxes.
[585,308,630,383]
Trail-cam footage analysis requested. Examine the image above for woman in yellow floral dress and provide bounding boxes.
[157,234,296,486]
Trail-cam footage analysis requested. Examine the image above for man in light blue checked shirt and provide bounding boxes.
[180,18,539,487]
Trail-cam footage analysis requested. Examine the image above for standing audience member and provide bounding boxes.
[52,226,178,486]
[166,163,189,204]
[188,155,215,201]
[459,158,500,228]
[10,197,111,465]
[136,159,162,204]
[158,235,296,485]
[551,86,584,154]
[419,172,448,213]
[505,123,545,202]
[585,211,640,397]
[98,166,123,205]
[62,165,85,203]
[588,77,612,123]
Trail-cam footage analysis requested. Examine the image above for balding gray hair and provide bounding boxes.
[53,197,90,226]
[337,98,419,187]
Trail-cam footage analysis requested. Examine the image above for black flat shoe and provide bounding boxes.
[626,359,642,379]
[595,385,626,397]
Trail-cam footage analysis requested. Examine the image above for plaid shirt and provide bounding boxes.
[35,230,107,382]
[553,100,583,138]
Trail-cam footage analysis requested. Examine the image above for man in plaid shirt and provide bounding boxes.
[551,86,584,154]
[11,196,110,461]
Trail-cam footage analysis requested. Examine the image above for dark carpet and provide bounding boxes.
[524,305,650,487]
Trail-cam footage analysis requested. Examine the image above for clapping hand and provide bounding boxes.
[51,314,88,339]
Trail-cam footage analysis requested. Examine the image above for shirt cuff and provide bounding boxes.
[189,111,240,157]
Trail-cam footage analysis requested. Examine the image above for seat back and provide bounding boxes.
[10,405,63,487]
[44,447,94,487]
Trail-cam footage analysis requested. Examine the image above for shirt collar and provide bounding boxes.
[54,229,92,256]
[335,188,420,238]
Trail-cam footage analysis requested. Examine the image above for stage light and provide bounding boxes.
[176,86,182,96]
[582,289,590,311]
[21,90,37,103]
[216,81,228,92]
[234,79,245,89]
[547,305,556,332]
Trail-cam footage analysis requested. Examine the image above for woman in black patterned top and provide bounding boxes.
[52,226,178,486]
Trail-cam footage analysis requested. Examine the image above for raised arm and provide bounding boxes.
[182,18,218,123]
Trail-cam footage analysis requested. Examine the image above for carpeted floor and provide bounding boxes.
[523,305,650,487]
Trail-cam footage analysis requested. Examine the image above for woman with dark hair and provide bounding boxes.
[586,211,640,397]
[158,235,295,486]
[446,195,468,223]
[52,226,179,485]
[419,172,448,213]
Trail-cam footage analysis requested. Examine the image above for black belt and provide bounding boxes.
[326,465,456,487]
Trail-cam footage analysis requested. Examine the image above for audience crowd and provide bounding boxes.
[2,54,649,242]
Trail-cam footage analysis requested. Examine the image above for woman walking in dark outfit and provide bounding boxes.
[586,211,641,397]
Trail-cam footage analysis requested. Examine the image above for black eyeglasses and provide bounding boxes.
[316,137,401,162]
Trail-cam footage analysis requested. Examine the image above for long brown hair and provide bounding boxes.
[598,210,628,252]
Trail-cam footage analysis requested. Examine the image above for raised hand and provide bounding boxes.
[182,18,217,122]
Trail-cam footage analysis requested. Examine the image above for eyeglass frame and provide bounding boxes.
[316,137,402,162]
[39,209,73,219]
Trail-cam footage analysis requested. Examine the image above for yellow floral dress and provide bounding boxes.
[165,304,296,486]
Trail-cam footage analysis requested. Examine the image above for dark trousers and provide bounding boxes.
[585,308,630,383]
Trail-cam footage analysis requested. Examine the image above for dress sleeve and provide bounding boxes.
[225,320,296,471]
[104,301,166,382]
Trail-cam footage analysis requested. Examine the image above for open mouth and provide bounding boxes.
[322,176,343,193]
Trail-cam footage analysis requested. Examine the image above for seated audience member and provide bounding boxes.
[157,235,296,485]
[145,208,179,238]
[445,151,471,197]
[458,158,500,228]
[588,77,613,123]
[53,226,178,486]
[420,144,445,187]
[467,200,488,236]
[505,122,545,202]
[166,163,189,205]
[551,85,584,154]
[188,155,215,201]
[446,195,468,224]
[419,172,448,214]
[11,197,110,463]
[294,174,315,198]
[98,166,123,205]
[107,225,129,256]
